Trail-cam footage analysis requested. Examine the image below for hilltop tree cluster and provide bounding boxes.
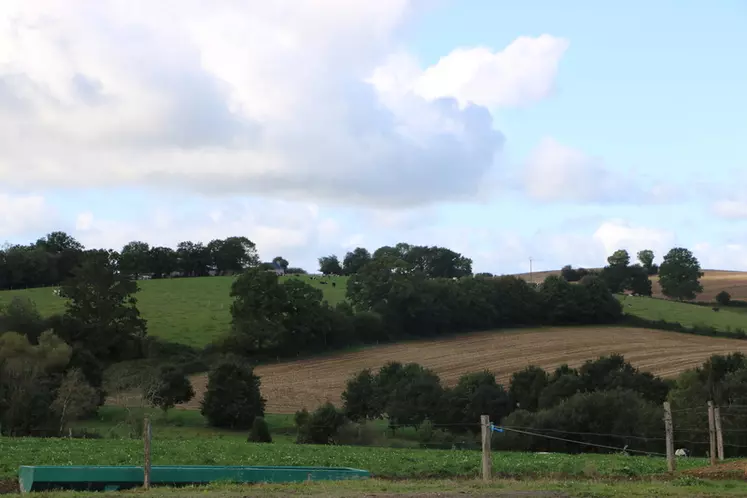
[560,247,704,301]
[319,243,473,278]
[0,231,303,291]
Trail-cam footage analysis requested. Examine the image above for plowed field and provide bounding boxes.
[184,326,747,414]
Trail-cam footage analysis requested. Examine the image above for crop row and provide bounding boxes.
[0,438,709,481]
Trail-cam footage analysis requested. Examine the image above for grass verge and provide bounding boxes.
[3,477,747,497]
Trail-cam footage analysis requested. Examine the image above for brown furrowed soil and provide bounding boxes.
[684,459,747,480]
[183,326,747,414]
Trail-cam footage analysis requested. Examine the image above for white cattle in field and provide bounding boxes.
[675,448,689,457]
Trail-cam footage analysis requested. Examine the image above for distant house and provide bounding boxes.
[272,261,285,276]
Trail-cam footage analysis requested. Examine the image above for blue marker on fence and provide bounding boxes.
[490,424,503,433]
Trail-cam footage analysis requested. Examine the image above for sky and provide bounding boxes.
[1,0,746,274]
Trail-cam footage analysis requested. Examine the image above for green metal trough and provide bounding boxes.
[18,465,370,493]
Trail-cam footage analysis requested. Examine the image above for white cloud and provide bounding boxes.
[712,200,747,219]
[593,220,675,261]
[0,193,55,240]
[0,1,567,207]
[694,242,747,270]
[412,35,569,108]
[523,138,645,203]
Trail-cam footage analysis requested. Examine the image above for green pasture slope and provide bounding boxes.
[620,295,747,335]
[0,275,349,348]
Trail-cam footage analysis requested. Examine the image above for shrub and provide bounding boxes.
[716,291,732,306]
[334,421,377,446]
[417,419,435,443]
[143,365,195,413]
[495,389,664,454]
[248,416,272,443]
[296,403,346,444]
[200,358,266,430]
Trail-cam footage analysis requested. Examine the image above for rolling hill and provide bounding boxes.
[0,275,349,348]
[181,325,747,413]
[3,270,747,347]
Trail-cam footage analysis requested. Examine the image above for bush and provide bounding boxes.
[295,403,346,444]
[495,389,664,454]
[248,416,272,443]
[334,421,377,446]
[143,365,195,413]
[200,358,266,430]
[716,291,732,306]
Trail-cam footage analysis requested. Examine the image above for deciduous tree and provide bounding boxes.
[342,247,372,275]
[201,358,266,430]
[659,247,703,300]
[318,255,342,275]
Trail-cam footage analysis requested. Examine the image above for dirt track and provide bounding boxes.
[183,326,747,414]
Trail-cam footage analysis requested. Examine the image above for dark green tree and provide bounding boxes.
[659,247,703,300]
[626,264,653,296]
[341,369,380,421]
[200,358,266,429]
[318,255,343,275]
[342,247,372,276]
[716,291,732,306]
[509,366,549,411]
[119,241,151,278]
[295,403,346,444]
[143,365,195,414]
[637,249,657,275]
[442,370,511,433]
[54,249,147,381]
[148,246,178,278]
[607,249,631,267]
[248,416,272,443]
[176,241,211,276]
[384,364,444,429]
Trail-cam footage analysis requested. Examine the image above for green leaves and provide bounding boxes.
[659,247,704,301]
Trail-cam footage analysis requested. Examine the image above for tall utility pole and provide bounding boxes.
[529,257,533,284]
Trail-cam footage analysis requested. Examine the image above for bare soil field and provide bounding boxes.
[515,269,747,301]
[184,326,747,414]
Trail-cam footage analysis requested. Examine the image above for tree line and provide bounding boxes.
[223,259,622,359]
[0,231,305,291]
[318,243,473,278]
[561,247,704,301]
[195,351,747,457]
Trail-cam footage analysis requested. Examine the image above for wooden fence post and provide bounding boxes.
[708,401,716,466]
[480,415,492,482]
[144,417,152,489]
[663,402,675,472]
[715,406,724,461]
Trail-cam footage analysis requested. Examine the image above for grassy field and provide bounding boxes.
[0,435,711,482]
[176,326,747,413]
[5,478,747,498]
[3,406,742,496]
[0,275,349,348]
[620,295,747,333]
